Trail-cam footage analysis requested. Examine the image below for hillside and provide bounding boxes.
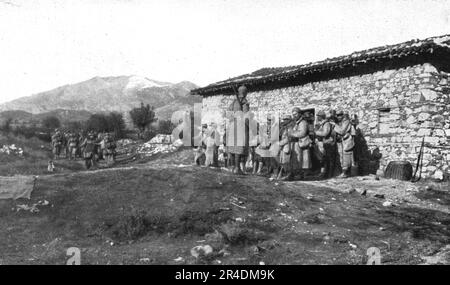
[0,109,93,126]
[0,76,201,121]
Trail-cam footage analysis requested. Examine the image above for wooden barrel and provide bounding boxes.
[384,161,413,181]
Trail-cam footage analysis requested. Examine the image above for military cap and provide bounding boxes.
[238,85,248,94]
[281,114,291,121]
[292,107,301,113]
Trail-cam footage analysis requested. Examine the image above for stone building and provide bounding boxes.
[191,35,450,179]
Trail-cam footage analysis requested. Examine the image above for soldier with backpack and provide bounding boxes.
[314,110,334,179]
[227,85,250,175]
[334,111,356,178]
[67,132,78,160]
[80,131,98,169]
[103,133,117,165]
[51,129,63,160]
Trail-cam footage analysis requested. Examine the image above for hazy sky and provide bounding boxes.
[0,0,449,103]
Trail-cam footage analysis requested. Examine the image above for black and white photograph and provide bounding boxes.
[0,0,449,270]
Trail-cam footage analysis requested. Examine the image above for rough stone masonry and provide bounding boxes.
[192,35,450,179]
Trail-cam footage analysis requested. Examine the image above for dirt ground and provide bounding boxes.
[0,140,449,265]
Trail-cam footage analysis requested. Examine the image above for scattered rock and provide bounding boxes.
[219,248,231,257]
[374,194,385,199]
[136,135,182,157]
[346,188,356,194]
[174,257,185,262]
[382,201,393,207]
[15,200,50,213]
[356,188,367,196]
[0,144,24,156]
[434,170,444,181]
[190,245,213,258]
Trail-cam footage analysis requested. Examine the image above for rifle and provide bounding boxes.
[231,85,242,108]
[412,137,425,182]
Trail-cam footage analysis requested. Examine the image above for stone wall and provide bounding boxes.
[201,63,450,179]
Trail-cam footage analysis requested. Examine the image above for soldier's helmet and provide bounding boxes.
[281,114,291,121]
[238,85,248,95]
[292,107,301,114]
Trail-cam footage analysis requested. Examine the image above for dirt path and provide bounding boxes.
[0,149,448,265]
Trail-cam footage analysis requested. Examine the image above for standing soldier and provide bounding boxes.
[68,132,78,160]
[334,111,356,178]
[63,131,70,158]
[227,85,250,175]
[288,108,312,180]
[80,131,97,169]
[77,131,84,158]
[327,109,338,177]
[314,110,334,179]
[103,133,117,165]
[51,129,63,160]
[97,132,104,161]
[277,115,293,180]
[222,126,229,168]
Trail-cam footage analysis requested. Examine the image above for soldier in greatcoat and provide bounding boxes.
[287,107,312,180]
[227,85,250,175]
[277,115,293,180]
[334,110,356,178]
[314,110,334,179]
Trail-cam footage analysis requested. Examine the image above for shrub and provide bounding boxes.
[42,116,61,130]
[129,102,157,134]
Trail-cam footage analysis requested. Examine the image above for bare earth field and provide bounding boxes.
[0,136,449,265]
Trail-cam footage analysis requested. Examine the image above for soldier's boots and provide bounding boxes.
[240,162,247,175]
[252,162,258,174]
[256,163,264,176]
[317,168,327,180]
[232,155,245,175]
[338,170,349,178]
[280,170,293,181]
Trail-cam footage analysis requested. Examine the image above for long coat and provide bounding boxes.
[227,98,250,155]
[289,118,312,170]
[278,126,291,165]
[334,118,355,169]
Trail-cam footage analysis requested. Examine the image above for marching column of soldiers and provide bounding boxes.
[50,129,117,170]
[198,85,359,180]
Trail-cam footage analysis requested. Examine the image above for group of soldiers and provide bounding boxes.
[50,129,117,169]
[198,85,359,181]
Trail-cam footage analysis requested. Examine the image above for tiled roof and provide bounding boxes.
[192,34,450,96]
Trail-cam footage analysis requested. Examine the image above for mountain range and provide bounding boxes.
[0,75,201,126]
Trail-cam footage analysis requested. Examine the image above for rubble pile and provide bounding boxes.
[137,134,183,156]
[116,139,138,156]
[0,144,24,156]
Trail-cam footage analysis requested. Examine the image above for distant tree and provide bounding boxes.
[107,112,126,139]
[1,117,13,133]
[42,116,61,130]
[129,102,157,136]
[85,114,109,132]
[66,121,83,132]
[157,119,176,135]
